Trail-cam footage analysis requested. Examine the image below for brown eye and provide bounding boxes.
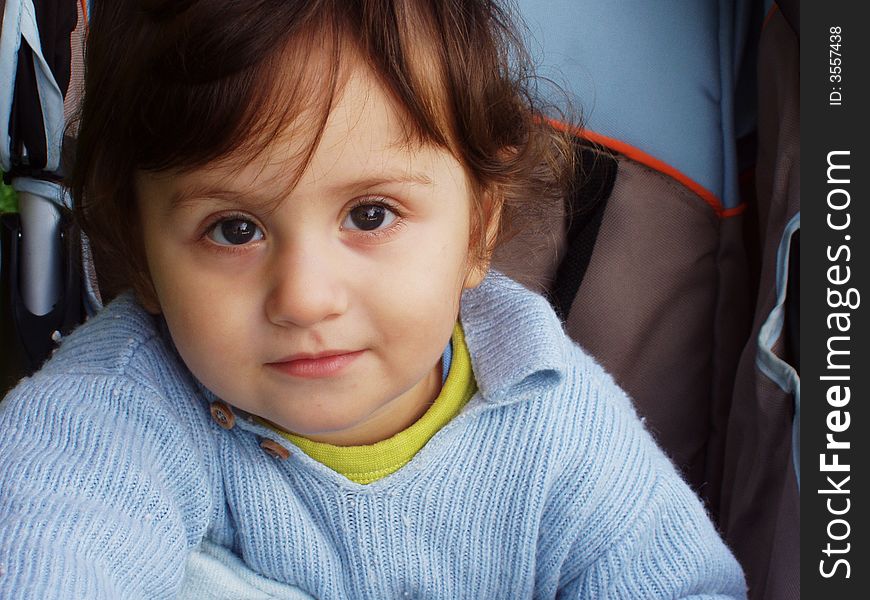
[344,204,397,231]
[208,218,264,245]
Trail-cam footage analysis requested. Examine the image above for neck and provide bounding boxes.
[300,360,443,446]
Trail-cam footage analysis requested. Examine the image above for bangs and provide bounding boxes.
[129,4,345,179]
[122,0,462,187]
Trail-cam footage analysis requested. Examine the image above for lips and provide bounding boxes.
[266,349,365,379]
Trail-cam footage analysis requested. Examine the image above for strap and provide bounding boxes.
[548,140,618,320]
[755,212,801,488]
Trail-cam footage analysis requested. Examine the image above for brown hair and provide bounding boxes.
[70,0,576,302]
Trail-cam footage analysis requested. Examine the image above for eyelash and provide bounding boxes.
[197,196,406,252]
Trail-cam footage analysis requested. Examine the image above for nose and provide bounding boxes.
[264,242,349,328]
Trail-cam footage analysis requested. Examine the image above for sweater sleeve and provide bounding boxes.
[556,473,747,599]
[0,372,213,599]
[544,354,747,599]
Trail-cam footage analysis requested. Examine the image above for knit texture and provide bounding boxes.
[0,271,747,599]
[267,323,476,485]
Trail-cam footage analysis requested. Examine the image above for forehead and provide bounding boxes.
[272,60,433,181]
[142,61,466,207]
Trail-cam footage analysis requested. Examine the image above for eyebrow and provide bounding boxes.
[336,172,435,190]
[165,186,276,217]
[165,171,435,216]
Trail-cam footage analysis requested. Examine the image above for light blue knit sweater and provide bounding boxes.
[0,271,746,599]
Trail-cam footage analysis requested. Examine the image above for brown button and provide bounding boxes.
[209,401,235,430]
[260,438,291,460]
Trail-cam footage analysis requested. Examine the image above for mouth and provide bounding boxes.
[266,350,365,379]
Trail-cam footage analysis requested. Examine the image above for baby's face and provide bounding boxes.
[136,63,485,445]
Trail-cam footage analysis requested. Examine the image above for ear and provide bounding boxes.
[463,191,503,289]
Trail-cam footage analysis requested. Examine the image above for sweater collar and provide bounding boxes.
[458,270,569,405]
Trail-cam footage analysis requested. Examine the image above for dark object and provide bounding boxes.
[0,211,83,396]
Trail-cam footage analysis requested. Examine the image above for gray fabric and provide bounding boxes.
[705,213,754,515]
[563,156,725,490]
[717,9,800,600]
[63,0,86,133]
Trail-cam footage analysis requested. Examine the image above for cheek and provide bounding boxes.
[148,257,259,385]
[162,299,227,371]
[370,231,468,346]
[163,300,258,409]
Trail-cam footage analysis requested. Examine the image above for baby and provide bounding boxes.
[0,0,747,598]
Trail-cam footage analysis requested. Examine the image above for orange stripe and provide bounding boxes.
[547,118,746,218]
[763,3,779,30]
[80,0,88,21]
[722,205,746,217]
